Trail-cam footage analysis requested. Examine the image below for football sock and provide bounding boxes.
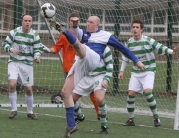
[64,29,77,44]
[90,92,99,115]
[9,92,17,111]
[127,95,135,121]
[98,103,107,127]
[66,106,76,128]
[74,101,83,118]
[145,92,159,118]
[25,94,33,114]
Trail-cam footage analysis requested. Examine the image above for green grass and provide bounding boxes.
[1,107,179,138]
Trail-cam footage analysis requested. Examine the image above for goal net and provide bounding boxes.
[0,0,179,129]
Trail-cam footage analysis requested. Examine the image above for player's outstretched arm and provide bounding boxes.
[172,46,179,54]
[42,45,51,53]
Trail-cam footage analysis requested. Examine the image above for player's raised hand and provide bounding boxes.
[118,71,124,80]
[136,61,146,71]
[71,17,80,26]
[172,46,179,54]
[42,45,50,53]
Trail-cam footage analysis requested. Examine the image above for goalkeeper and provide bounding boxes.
[43,12,100,119]
[118,19,179,127]
[48,15,145,138]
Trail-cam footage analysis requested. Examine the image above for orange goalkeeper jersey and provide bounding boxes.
[52,33,76,73]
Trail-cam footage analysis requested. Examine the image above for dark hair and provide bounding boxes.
[131,19,144,29]
[68,12,79,21]
[21,14,33,21]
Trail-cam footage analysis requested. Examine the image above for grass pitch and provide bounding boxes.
[1,107,179,138]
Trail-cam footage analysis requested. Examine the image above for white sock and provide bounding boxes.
[25,94,33,114]
[9,92,17,111]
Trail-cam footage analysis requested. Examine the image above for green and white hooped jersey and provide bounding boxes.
[2,27,43,66]
[122,35,173,73]
[91,46,113,83]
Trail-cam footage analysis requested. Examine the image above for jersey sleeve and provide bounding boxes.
[72,26,83,41]
[103,46,113,83]
[33,32,43,58]
[52,35,65,53]
[149,37,173,55]
[2,30,14,53]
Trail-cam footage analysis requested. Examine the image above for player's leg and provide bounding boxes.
[123,90,136,126]
[48,19,86,59]
[8,62,18,119]
[92,74,108,134]
[72,76,93,124]
[123,73,141,126]
[24,86,38,119]
[90,92,100,119]
[73,93,85,124]
[95,88,108,134]
[61,73,78,138]
[73,75,100,124]
[143,72,161,127]
[20,63,37,120]
[74,101,85,123]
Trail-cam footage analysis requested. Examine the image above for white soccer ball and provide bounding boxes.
[40,3,56,18]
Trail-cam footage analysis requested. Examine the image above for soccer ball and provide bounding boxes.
[40,3,56,18]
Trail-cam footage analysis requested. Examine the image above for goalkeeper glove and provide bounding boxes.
[42,45,50,53]
[51,92,64,104]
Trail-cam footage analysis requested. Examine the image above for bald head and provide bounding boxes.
[90,16,100,24]
[86,16,100,33]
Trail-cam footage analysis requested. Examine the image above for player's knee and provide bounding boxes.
[72,93,81,102]
[9,82,16,90]
[96,97,104,105]
[128,90,136,96]
[24,86,33,95]
[61,88,70,98]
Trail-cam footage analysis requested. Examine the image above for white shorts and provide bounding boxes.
[128,71,155,94]
[8,62,33,86]
[73,73,106,96]
[67,46,103,87]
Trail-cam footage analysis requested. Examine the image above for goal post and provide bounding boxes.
[174,78,179,130]
[36,0,64,70]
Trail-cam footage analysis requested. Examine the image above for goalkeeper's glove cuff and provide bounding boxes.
[42,45,50,53]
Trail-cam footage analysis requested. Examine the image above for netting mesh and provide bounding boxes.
[0,0,179,119]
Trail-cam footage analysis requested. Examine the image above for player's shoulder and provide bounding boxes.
[126,37,134,44]
[10,27,21,33]
[9,27,21,38]
[31,28,36,33]
[30,29,39,36]
[142,35,152,42]
[100,30,112,36]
